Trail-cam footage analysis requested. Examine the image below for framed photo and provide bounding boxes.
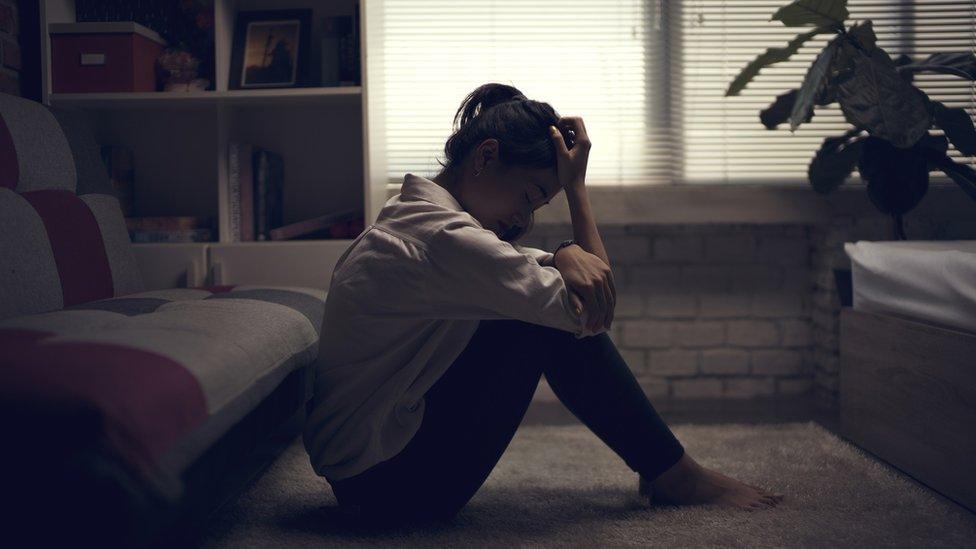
[230,9,311,89]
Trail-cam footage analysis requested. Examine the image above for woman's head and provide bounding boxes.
[432,83,569,242]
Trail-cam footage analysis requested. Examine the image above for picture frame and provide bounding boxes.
[229,9,311,89]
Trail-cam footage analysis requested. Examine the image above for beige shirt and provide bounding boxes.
[303,173,607,481]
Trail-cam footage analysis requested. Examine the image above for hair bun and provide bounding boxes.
[453,82,527,130]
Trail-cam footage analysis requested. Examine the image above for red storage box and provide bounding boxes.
[50,22,167,93]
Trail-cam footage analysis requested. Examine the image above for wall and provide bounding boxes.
[0,0,19,96]
[521,223,816,403]
[520,185,976,411]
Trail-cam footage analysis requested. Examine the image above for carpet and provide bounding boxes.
[200,421,976,547]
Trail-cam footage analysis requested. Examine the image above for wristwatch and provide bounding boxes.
[554,238,576,255]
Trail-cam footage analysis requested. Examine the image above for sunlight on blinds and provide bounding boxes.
[681,0,976,183]
[368,0,669,186]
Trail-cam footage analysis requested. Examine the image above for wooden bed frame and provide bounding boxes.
[840,308,976,513]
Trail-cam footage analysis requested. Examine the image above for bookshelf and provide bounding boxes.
[39,0,388,290]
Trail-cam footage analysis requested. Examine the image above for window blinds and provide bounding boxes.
[681,0,976,183]
[367,0,669,186]
[369,0,975,187]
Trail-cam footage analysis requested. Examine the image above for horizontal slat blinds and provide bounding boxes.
[372,0,974,187]
[371,0,672,186]
[681,0,976,183]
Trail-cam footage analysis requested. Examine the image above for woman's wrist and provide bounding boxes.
[553,239,576,269]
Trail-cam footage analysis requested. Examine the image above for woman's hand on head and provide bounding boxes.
[553,243,615,332]
[549,116,591,191]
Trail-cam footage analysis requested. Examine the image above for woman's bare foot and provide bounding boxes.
[638,452,785,511]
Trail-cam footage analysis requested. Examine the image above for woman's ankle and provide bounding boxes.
[648,451,701,490]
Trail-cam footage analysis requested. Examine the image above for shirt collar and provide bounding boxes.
[400,173,464,213]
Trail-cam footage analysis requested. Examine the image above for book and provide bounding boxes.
[321,10,359,87]
[320,17,342,86]
[240,144,255,241]
[228,142,257,241]
[228,142,242,242]
[253,149,284,241]
[126,216,211,232]
[130,228,214,243]
[269,208,361,241]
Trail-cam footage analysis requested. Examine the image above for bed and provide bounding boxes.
[845,240,976,334]
[840,240,976,513]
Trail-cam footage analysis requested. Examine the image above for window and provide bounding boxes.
[367,0,975,187]
[682,0,976,183]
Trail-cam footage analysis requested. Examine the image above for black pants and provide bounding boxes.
[329,318,686,525]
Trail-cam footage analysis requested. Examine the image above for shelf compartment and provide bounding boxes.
[49,87,362,108]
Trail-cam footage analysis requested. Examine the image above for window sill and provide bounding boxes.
[386,182,971,225]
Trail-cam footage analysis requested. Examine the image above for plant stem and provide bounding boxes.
[892,214,908,240]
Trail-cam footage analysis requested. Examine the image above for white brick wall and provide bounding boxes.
[522,224,816,401]
[522,210,976,409]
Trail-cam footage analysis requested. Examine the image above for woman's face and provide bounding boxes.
[455,138,563,242]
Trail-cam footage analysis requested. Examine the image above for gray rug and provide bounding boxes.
[201,421,976,547]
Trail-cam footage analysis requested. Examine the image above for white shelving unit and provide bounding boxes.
[39,0,389,290]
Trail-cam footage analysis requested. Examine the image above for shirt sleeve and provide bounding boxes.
[513,243,555,268]
[420,223,606,339]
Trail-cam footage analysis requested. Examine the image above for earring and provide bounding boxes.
[474,168,482,178]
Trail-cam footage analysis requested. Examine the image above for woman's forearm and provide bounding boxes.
[564,183,610,268]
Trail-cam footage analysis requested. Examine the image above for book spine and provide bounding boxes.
[337,15,356,85]
[240,144,254,242]
[353,2,361,85]
[321,16,340,86]
[255,151,268,241]
[270,152,284,235]
[228,143,241,242]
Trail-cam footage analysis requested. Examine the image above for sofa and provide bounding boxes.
[0,92,325,546]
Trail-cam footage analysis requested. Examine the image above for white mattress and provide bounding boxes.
[844,240,976,334]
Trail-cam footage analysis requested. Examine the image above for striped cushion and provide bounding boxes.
[0,284,326,475]
[0,93,143,321]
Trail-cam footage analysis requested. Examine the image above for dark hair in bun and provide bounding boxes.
[437,82,564,176]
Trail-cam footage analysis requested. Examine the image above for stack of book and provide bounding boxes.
[126,216,215,243]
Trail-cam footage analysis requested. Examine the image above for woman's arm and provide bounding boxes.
[549,117,616,332]
[564,184,609,267]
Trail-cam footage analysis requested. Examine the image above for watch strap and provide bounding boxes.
[554,238,576,254]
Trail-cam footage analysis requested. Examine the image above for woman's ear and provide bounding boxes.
[476,138,499,173]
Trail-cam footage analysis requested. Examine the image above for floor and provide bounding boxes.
[525,392,841,434]
[200,395,976,547]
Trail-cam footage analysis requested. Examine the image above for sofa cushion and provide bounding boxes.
[0,93,144,321]
[0,284,325,476]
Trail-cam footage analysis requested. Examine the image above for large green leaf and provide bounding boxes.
[772,0,849,27]
[847,20,877,51]
[836,47,932,148]
[930,101,976,156]
[790,38,841,130]
[900,52,976,80]
[761,89,805,129]
[725,28,824,96]
[808,128,865,193]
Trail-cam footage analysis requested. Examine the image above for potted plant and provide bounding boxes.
[725,0,976,305]
[155,0,215,91]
